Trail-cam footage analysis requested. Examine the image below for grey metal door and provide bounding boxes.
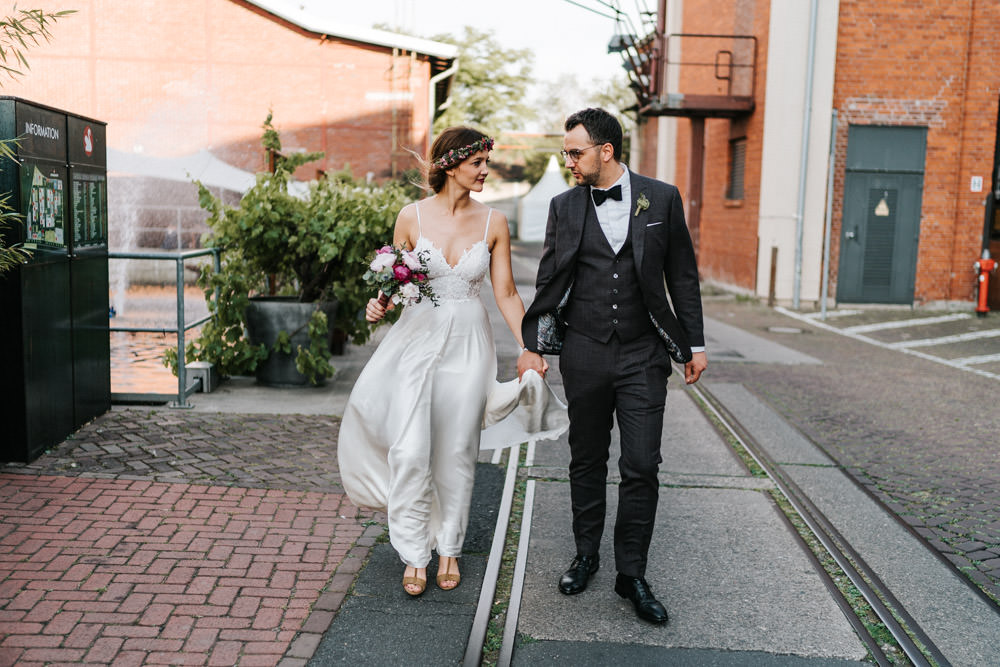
[838,126,926,304]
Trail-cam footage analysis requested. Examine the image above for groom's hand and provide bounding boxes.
[518,349,548,380]
[684,351,707,385]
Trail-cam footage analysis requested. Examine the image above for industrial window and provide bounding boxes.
[726,138,746,200]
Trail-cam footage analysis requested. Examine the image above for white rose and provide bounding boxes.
[400,282,420,302]
[369,253,396,272]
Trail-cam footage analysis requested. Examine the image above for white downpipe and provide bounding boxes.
[793,0,819,309]
[427,59,459,147]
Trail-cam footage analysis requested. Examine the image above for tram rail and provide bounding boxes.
[469,381,956,667]
[692,382,948,667]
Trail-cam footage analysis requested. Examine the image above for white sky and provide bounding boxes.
[343,0,636,84]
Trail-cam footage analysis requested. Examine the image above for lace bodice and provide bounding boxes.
[412,201,493,302]
[415,236,490,301]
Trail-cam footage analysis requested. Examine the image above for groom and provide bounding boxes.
[518,108,706,624]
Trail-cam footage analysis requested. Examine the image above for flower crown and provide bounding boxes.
[431,137,495,170]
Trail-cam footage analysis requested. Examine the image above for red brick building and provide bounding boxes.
[632,0,1000,307]
[4,0,456,249]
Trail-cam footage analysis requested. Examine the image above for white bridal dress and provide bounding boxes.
[337,204,568,568]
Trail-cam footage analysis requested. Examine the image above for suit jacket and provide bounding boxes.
[522,170,704,364]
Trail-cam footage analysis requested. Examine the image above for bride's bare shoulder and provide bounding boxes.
[487,209,509,242]
[394,203,421,247]
[396,201,419,221]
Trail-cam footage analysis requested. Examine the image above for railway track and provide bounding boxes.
[464,381,961,667]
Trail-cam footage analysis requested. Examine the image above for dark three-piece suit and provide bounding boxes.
[521,170,705,578]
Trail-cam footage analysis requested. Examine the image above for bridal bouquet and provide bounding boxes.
[363,244,437,307]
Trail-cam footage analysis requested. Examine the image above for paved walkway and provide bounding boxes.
[4,241,1000,665]
[703,297,1000,602]
[0,409,380,666]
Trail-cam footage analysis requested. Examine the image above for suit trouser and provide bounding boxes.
[559,326,670,578]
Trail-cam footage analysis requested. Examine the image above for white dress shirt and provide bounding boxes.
[590,165,631,254]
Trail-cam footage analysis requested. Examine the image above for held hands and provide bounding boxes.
[365,293,395,323]
[517,348,548,380]
[684,351,707,385]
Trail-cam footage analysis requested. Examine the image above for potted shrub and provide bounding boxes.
[166,114,410,386]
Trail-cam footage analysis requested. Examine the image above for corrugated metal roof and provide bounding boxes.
[245,0,458,60]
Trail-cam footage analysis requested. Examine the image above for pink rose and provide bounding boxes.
[402,251,421,270]
[378,245,394,254]
[414,273,427,282]
[393,265,411,282]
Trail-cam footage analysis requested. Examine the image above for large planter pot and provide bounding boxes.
[244,297,338,387]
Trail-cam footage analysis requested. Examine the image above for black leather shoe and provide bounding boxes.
[614,574,669,624]
[558,554,600,595]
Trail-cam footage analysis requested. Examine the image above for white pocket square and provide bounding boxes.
[646,221,664,227]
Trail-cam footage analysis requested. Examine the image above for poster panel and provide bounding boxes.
[20,161,67,249]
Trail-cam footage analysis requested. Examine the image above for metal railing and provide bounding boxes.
[108,247,221,408]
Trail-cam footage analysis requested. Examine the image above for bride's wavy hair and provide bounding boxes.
[413,126,490,193]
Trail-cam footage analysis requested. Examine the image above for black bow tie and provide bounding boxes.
[591,184,623,206]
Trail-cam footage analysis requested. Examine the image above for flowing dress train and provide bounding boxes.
[337,204,568,567]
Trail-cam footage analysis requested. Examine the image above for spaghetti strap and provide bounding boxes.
[483,209,493,241]
[415,201,423,235]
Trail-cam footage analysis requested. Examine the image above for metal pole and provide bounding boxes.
[688,117,705,255]
[213,248,221,309]
[172,255,190,408]
[768,246,778,308]
[793,0,819,309]
[820,110,838,320]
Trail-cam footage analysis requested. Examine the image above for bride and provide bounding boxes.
[337,127,567,596]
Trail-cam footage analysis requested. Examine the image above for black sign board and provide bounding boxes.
[20,161,67,249]
[68,115,106,167]
[71,169,107,247]
[13,100,66,162]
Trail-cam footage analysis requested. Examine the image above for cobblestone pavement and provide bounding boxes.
[4,410,344,492]
[705,297,1000,604]
[0,409,380,667]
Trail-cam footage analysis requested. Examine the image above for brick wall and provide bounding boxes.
[672,0,769,291]
[831,0,1000,304]
[7,0,434,176]
[667,0,999,304]
[4,1,439,251]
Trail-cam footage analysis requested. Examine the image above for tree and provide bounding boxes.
[513,72,636,184]
[431,27,536,135]
[535,72,637,136]
[0,6,74,274]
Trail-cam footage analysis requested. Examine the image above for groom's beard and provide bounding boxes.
[573,164,600,187]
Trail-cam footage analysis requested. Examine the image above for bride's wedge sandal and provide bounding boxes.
[436,556,461,591]
[402,566,426,596]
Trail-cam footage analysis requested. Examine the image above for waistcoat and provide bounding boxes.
[563,209,652,343]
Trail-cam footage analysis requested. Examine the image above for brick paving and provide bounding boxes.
[6,276,999,663]
[706,298,1000,604]
[0,409,382,666]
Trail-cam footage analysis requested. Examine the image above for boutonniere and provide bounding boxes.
[635,193,650,216]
